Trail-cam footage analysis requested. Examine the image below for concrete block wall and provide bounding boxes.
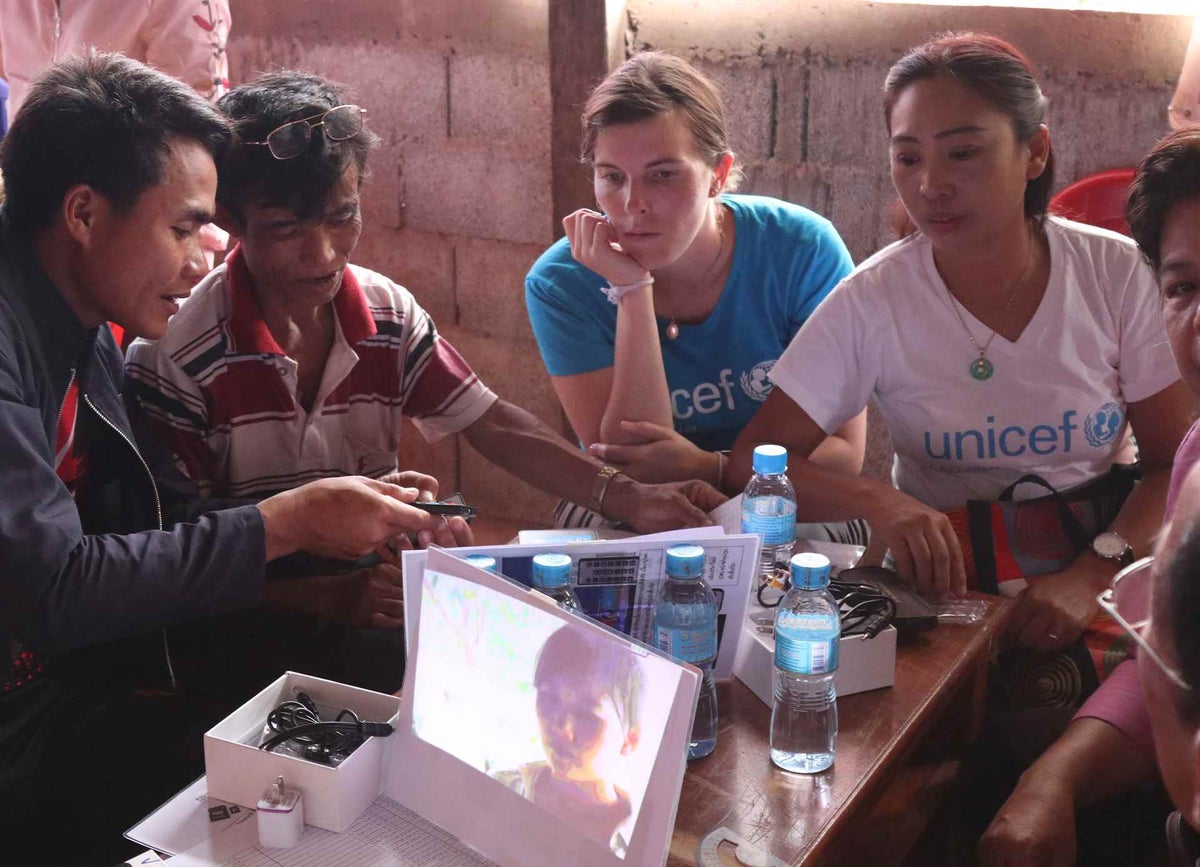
[228,0,562,525]
[628,0,1192,262]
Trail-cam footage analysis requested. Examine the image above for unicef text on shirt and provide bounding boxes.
[923,406,1125,462]
[669,360,776,420]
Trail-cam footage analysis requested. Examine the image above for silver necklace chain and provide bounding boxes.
[665,205,727,340]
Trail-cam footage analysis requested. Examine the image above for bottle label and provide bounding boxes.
[774,612,839,674]
[655,626,717,664]
[741,497,797,546]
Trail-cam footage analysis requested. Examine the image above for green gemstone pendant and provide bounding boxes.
[970,355,995,381]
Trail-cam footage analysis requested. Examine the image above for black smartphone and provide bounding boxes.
[412,495,477,522]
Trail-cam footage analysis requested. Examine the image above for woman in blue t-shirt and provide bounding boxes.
[525,52,865,524]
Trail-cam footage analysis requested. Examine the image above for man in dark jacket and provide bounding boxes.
[0,53,452,864]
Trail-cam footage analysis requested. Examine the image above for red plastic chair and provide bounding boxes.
[1049,167,1137,237]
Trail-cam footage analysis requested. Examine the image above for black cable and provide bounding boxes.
[259,692,395,763]
[756,574,896,637]
[830,580,896,638]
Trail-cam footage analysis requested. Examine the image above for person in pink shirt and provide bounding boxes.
[1169,18,1200,132]
[0,0,233,266]
[0,0,230,115]
[978,127,1200,866]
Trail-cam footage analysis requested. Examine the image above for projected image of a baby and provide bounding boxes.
[412,570,676,860]
[491,627,643,857]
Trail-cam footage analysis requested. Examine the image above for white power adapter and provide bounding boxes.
[256,775,304,848]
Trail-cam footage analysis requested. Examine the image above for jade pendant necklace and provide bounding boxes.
[943,228,1035,382]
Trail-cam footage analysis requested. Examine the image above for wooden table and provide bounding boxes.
[669,594,1012,867]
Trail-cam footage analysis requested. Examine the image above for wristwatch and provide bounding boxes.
[1092,531,1134,567]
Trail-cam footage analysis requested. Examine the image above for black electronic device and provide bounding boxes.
[412,500,478,520]
[411,492,477,522]
[837,565,938,634]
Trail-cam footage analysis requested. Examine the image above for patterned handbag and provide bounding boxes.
[945,464,1139,708]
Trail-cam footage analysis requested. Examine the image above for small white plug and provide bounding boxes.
[256,775,304,848]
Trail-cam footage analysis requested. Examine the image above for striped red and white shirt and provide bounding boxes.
[126,248,496,499]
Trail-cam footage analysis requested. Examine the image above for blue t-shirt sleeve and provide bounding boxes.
[790,216,854,331]
[524,242,617,377]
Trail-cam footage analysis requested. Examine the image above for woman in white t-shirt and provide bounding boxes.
[727,32,1194,652]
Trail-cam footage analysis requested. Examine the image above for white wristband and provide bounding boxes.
[601,276,654,305]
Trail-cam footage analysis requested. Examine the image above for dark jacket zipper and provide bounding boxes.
[81,392,175,692]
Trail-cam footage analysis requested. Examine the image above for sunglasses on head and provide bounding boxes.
[243,104,366,160]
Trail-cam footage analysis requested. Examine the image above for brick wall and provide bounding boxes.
[227,0,1194,513]
[628,0,1191,262]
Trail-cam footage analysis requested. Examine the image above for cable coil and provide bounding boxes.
[259,691,394,764]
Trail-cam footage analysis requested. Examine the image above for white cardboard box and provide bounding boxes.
[203,671,401,832]
[727,536,898,705]
[732,599,897,708]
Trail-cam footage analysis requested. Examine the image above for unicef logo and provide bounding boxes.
[740,360,776,402]
[1083,402,1124,448]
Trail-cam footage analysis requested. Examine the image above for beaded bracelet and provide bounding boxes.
[601,276,654,305]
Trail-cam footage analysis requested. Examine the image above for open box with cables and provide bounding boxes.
[732,601,897,708]
[204,671,401,832]
[732,548,898,708]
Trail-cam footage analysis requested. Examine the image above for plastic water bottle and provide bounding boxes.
[654,545,718,760]
[531,553,581,612]
[741,444,797,584]
[463,554,498,574]
[770,552,840,773]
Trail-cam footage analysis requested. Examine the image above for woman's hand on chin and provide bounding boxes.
[563,209,651,288]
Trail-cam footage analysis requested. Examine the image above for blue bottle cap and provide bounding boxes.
[532,553,572,588]
[665,544,706,578]
[463,554,497,573]
[790,552,831,589]
[752,444,788,474]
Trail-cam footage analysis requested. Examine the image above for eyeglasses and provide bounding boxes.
[1097,556,1191,691]
[243,105,366,160]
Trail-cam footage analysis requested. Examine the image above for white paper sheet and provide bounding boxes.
[129,781,497,865]
[126,776,258,860]
[165,794,496,866]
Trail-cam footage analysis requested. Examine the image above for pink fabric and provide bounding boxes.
[0,0,231,117]
[1074,660,1156,757]
[1167,420,1200,518]
[1073,417,1200,754]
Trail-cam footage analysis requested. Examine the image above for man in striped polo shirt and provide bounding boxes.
[126,72,725,692]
